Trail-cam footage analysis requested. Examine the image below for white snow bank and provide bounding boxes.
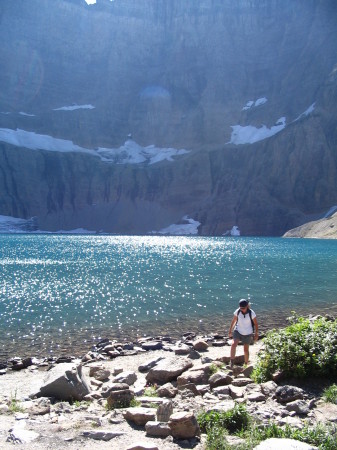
[293,103,315,122]
[242,97,268,111]
[53,104,95,111]
[153,216,201,235]
[0,128,189,165]
[228,117,286,145]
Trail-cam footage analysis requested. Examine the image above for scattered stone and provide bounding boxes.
[141,341,163,351]
[156,399,173,422]
[138,356,165,373]
[168,411,200,439]
[82,430,125,441]
[177,366,210,386]
[7,421,39,444]
[285,400,310,415]
[232,377,254,387]
[107,388,134,408]
[113,370,137,386]
[89,366,111,381]
[261,380,278,397]
[157,382,178,398]
[275,385,305,404]
[209,371,233,389]
[145,420,171,437]
[146,357,193,384]
[126,443,159,450]
[192,339,209,351]
[34,363,90,401]
[173,344,191,355]
[253,437,318,449]
[123,407,156,426]
[101,382,130,398]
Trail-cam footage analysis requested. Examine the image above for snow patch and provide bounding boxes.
[223,226,241,236]
[242,97,268,111]
[293,103,315,122]
[228,117,286,145]
[53,104,95,111]
[19,112,35,117]
[0,128,189,165]
[153,216,201,235]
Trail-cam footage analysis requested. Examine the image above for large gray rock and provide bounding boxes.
[36,363,90,401]
[254,438,318,450]
[146,357,193,384]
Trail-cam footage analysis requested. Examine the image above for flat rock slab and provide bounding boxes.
[82,430,125,441]
[146,357,192,384]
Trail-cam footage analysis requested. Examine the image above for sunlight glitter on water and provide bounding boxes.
[1,235,337,359]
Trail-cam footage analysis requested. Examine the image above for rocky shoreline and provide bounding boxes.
[0,332,336,450]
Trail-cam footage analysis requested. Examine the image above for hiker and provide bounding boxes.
[228,298,258,367]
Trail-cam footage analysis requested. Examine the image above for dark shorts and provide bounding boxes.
[233,329,253,344]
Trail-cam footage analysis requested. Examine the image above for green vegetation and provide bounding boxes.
[323,384,337,404]
[143,386,158,397]
[198,404,250,435]
[252,316,337,382]
[8,391,25,414]
[197,405,337,450]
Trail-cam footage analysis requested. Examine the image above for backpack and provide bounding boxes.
[237,308,255,333]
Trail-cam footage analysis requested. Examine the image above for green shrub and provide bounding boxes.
[244,422,337,450]
[252,316,337,382]
[197,403,250,434]
[143,386,158,397]
[323,384,337,404]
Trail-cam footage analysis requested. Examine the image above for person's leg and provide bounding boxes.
[243,343,250,364]
[230,339,239,366]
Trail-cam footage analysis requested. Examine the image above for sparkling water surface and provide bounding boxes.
[1,234,336,360]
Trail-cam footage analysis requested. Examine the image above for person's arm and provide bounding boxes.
[253,317,259,341]
[228,315,237,338]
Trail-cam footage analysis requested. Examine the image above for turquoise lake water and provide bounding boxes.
[1,234,337,360]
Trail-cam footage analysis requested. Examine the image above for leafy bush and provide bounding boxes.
[252,316,337,382]
[197,403,250,434]
[323,384,337,404]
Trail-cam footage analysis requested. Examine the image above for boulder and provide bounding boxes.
[146,357,192,384]
[89,366,111,381]
[173,344,191,355]
[261,380,278,397]
[168,411,200,439]
[141,341,163,351]
[123,407,156,426]
[35,363,90,401]
[253,437,318,449]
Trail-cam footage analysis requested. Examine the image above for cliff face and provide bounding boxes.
[0,0,336,235]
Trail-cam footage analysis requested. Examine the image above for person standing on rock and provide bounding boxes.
[228,299,258,367]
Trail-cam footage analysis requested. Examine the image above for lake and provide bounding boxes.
[1,234,336,360]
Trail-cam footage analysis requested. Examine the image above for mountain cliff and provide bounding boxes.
[0,0,336,235]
